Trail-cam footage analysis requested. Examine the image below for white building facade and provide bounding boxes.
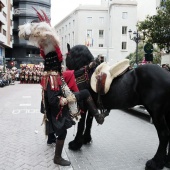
[54,0,162,65]
[0,0,13,67]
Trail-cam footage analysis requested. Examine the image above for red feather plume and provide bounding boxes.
[41,10,51,26]
[32,6,45,22]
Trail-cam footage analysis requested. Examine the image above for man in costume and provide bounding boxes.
[10,67,17,84]
[20,65,26,84]
[18,8,105,166]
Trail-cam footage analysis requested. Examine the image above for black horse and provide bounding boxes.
[66,44,170,170]
[66,44,98,150]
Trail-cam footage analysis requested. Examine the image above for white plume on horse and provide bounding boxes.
[18,21,60,55]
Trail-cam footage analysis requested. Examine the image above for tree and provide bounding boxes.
[137,0,170,52]
[126,43,161,65]
[126,43,145,66]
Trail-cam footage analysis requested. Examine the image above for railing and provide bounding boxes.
[0,0,6,6]
[0,32,6,44]
[0,12,6,25]
[13,8,50,17]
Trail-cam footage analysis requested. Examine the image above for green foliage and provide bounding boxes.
[138,0,170,51]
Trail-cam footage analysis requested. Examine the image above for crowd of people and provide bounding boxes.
[0,67,18,87]
[19,64,44,84]
[0,64,45,87]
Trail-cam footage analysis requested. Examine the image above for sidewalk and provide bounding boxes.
[0,82,168,170]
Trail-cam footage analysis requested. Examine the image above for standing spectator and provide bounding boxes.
[162,64,170,71]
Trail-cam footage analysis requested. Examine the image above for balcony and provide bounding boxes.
[0,12,6,25]
[0,0,5,8]
[0,32,6,44]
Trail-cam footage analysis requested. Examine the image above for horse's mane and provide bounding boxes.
[66,45,94,71]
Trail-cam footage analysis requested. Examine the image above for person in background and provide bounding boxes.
[162,64,170,71]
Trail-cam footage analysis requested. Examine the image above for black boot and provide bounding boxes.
[47,133,56,146]
[86,96,104,124]
[54,140,71,166]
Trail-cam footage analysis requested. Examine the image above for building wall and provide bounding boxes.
[101,0,161,20]
[109,2,137,63]
[54,1,137,65]
[54,0,162,65]
[8,0,51,68]
[0,0,13,68]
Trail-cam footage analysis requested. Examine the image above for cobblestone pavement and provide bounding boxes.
[0,82,169,170]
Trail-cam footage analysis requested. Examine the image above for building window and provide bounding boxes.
[0,23,2,32]
[73,20,75,27]
[69,22,71,29]
[122,26,127,34]
[99,30,104,38]
[65,25,67,31]
[99,17,104,24]
[0,47,2,56]
[122,12,128,19]
[10,35,12,41]
[3,29,6,36]
[3,12,6,18]
[87,29,92,37]
[72,31,74,46]
[62,37,64,51]
[99,44,103,47]
[122,42,127,50]
[87,17,92,24]
[86,30,93,47]
[65,35,67,43]
[68,34,70,44]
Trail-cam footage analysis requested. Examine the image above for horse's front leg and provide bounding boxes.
[165,142,170,168]
[145,115,169,170]
[165,112,170,168]
[68,110,87,150]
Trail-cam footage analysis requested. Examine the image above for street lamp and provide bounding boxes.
[128,29,143,66]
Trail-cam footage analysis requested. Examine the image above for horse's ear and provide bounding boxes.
[67,43,70,52]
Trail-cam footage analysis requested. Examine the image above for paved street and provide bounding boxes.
[0,82,169,170]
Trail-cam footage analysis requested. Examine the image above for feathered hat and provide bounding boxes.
[32,7,63,63]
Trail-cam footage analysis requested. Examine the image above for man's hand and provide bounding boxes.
[66,95,76,103]
[60,97,68,106]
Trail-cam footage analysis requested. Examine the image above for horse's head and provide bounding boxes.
[66,44,95,71]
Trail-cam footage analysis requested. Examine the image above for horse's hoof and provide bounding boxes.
[145,159,163,170]
[165,155,170,168]
[83,135,92,144]
[68,140,82,151]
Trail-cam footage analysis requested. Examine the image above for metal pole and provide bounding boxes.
[136,31,139,65]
